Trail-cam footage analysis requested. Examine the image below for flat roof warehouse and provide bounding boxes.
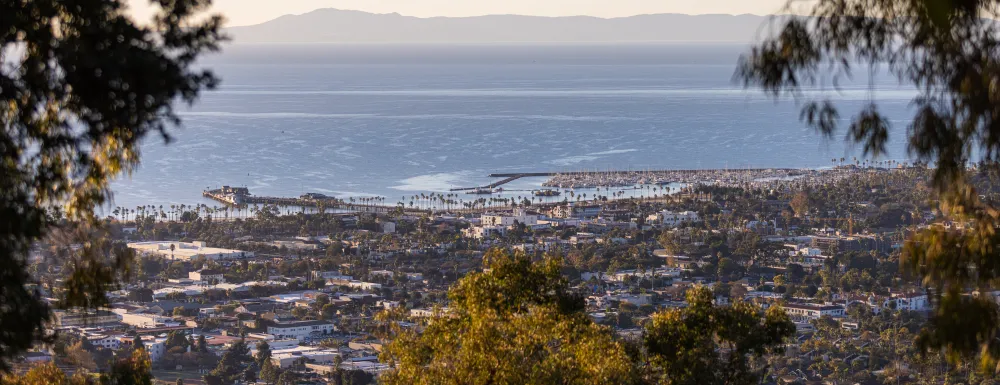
[127,241,254,261]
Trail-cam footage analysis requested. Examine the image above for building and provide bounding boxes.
[648,210,702,227]
[134,336,167,362]
[121,313,177,329]
[312,270,353,281]
[481,209,539,227]
[52,310,121,327]
[272,239,320,250]
[21,352,52,363]
[410,308,451,318]
[128,241,253,261]
[551,203,602,219]
[462,225,507,240]
[345,281,382,290]
[189,268,225,283]
[871,292,929,313]
[267,320,336,340]
[271,346,340,368]
[783,303,845,321]
[87,334,124,350]
[570,232,597,245]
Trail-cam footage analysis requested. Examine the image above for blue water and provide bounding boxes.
[109,43,914,210]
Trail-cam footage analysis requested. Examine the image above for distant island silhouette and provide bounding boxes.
[226,9,781,43]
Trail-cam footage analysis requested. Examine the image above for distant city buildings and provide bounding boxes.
[128,241,253,261]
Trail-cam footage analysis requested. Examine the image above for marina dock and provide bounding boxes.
[448,167,805,192]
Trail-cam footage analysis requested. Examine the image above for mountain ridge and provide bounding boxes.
[227,9,777,43]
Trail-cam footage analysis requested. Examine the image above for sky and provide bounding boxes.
[126,0,798,27]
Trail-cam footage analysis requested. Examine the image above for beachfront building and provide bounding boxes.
[128,241,253,261]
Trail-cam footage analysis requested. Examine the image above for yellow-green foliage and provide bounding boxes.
[379,249,636,385]
[644,287,795,385]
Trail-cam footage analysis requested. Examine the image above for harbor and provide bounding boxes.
[445,167,862,194]
[197,165,899,216]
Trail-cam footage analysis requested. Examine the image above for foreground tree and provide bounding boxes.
[644,287,795,385]
[3,349,153,385]
[255,340,271,367]
[736,0,1000,369]
[259,358,280,385]
[378,249,636,385]
[101,350,154,385]
[0,0,223,369]
[207,338,253,385]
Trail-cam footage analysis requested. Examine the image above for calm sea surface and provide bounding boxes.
[109,43,914,210]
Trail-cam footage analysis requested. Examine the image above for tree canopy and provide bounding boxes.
[736,0,1000,368]
[379,249,795,384]
[644,286,795,385]
[0,0,223,369]
[1,349,152,385]
[378,249,637,385]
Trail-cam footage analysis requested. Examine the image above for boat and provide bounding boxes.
[534,189,561,197]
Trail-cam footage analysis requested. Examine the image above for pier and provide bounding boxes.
[449,174,528,192]
[202,188,426,215]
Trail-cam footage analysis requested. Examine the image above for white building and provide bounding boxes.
[346,281,382,290]
[267,320,336,341]
[648,210,701,227]
[271,346,340,368]
[189,268,225,283]
[783,303,845,321]
[86,334,124,350]
[121,313,177,329]
[273,239,319,250]
[409,308,451,318]
[120,335,167,362]
[872,292,929,313]
[312,270,353,281]
[369,270,394,278]
[481,209,539,227]
[128,241,253,261]
[142,337,167,362]
[462,225,507,240]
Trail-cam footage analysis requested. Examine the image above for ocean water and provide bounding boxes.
[109,43,914,210]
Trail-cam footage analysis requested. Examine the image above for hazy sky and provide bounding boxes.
[126,0,796,26]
